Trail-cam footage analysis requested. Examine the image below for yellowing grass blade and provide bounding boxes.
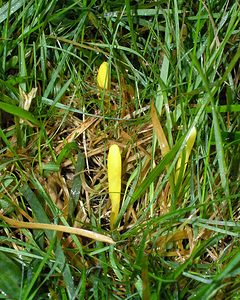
[175,126,197,184]
[151,101,170,157]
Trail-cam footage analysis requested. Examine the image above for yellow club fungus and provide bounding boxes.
[107,144,122,230]
[97,61,109,90]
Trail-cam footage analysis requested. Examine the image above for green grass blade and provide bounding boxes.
[0,251,22,299]
[0,101,39,125]
[0,0,25,23]
[190,54,230,211]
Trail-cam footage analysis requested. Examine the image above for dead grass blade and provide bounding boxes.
[1,214,115,244]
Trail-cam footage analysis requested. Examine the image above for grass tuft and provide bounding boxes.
[0,0,239,299]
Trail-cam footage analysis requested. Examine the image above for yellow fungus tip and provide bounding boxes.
[97,61,109,90]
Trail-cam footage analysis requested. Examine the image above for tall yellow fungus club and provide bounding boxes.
[107,144,122,230]
[97,61,109,90]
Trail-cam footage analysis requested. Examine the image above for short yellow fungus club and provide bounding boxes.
[97,61,109,90]
[107,144,122,230]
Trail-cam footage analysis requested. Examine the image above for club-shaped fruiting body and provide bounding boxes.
[107,144,121,229]
[97,61,109,90]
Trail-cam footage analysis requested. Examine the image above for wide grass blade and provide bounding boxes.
[0,101,39,125]
[0,251,22,299]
